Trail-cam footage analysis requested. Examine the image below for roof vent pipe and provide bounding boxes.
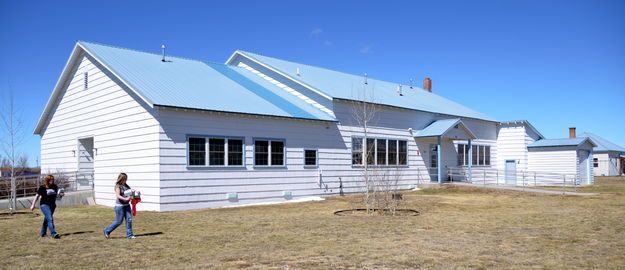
[296,67,300,76]
[161,45,166,62]
[397,84,403,96]
[364,73,368,85]
[409,78,414,89]
[423,77,432,92]
[569,127,576,138]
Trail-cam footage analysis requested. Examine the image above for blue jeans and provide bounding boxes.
[40,204,57,237]
[104,205,133,238]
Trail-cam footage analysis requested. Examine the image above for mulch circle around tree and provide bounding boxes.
[334,209,420,216]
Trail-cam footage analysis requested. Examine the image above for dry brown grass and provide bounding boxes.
[2,177,625,269]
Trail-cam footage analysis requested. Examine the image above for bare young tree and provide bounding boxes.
[350,78,381,213]
[1,88,26,213]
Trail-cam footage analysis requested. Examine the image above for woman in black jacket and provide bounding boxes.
[30,175,64,238]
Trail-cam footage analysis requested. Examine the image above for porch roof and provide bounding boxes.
[413,118,477,139]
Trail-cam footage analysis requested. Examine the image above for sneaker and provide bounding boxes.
[103,230,110,239]
[127,235,136,239]
[53,234,61,239]
[40,234,47,238]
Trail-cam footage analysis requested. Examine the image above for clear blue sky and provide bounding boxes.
[1,0,624,166]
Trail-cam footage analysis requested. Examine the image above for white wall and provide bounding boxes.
[592,152,622,176]
[527,147,578,177]
[39,53,161,211]
[497,124,531,171]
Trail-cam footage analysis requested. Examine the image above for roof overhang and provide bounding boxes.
[528,137,597,148]
[413,119,477,140]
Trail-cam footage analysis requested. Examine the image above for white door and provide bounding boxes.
[77,137,94,190]
[505,160,517,185]
[578,150,590,185]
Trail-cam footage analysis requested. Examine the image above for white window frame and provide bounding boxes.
[253,138,286,167]
[187,135,245,167]
[351,137,408,166]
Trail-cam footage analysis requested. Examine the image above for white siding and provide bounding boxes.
[592,152,623,176]
[497,124,531,171]
[527,147,578,177]
[39,54,161,211]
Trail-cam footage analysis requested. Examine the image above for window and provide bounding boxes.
[187,136,244,166]
[398,141,407,165]
[388,140,397,165]
[351,137,408,166]
[271,141,284,166]
[376,139,387,165]
[593,158,599,168]
[352,138,363,165]
[430,144,438,168]
[304,149,317,166]
[457,143,491,166]
[254,139,285,166]
[209,138,225,165]
[255,141,269,165]
[228,139,243,166]
[188,137,206,166]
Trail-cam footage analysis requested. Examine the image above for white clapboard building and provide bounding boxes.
[35,41,598,211]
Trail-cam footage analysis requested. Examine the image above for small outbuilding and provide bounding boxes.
[527,134,596,185]
[580,132,625,176]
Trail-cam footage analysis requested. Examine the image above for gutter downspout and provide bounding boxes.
[468,139,472,183]
[437,136,442,184]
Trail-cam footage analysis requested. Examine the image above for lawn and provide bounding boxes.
[2,177,625,269]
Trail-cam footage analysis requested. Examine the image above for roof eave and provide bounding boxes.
[154,104,337,123]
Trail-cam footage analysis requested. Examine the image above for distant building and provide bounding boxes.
[580,132,625,176]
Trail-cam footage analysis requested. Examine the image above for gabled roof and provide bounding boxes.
[579,132,625,152]
[527,137,597,148]
[499,120,545,139]
[34,41,336,134]
[228,50,498,122]
[413,118,477,139]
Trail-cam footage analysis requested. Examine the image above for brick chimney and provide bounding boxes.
[569,127,576,138]
[423,77,432,92]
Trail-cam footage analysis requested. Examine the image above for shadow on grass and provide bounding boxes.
[135,232,164,237]
[59,231,94,237]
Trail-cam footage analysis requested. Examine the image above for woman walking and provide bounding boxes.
[30,175,64,239]
[103,173,135,239]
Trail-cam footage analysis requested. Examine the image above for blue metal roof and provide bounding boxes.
[413,118,476,139]
[527,137,596,148]
[579,132,625,152]
[78,41,335,122]
[235,51,498,122]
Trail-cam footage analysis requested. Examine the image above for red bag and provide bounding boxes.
[131,198,141,216]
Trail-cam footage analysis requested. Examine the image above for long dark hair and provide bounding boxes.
[115,173,129,188]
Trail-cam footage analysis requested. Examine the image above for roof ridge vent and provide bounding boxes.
[161,45,166,62]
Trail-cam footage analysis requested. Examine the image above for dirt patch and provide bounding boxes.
[334,208,420,216]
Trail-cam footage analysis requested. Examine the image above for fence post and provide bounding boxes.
[522,171,525,187]
[483,169,486,186]
[534,172,537,186]
[496,170,499,185]
[563,175,566,195]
